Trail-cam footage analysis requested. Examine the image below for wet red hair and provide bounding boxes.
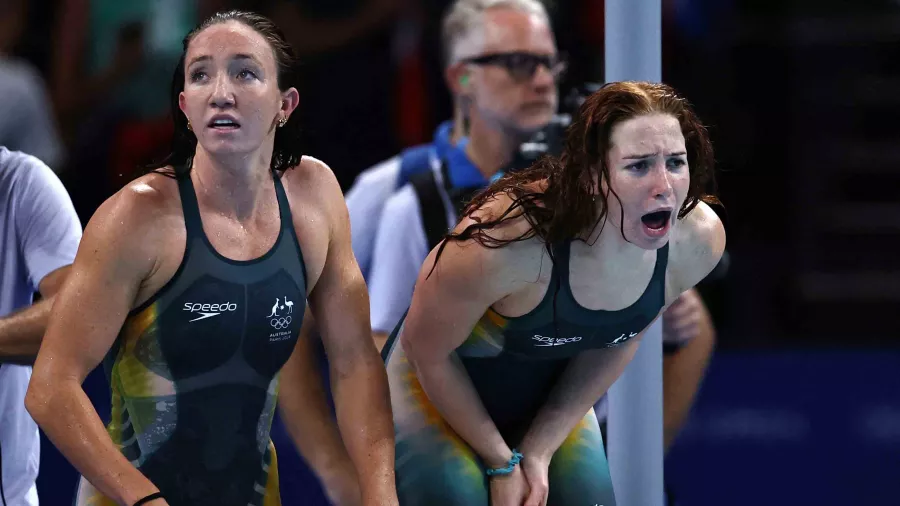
[437,81,719,257]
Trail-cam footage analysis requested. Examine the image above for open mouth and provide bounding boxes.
[640,210,672,231]
[208,118,241,130]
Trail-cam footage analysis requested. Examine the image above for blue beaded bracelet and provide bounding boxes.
[486,449,523,476]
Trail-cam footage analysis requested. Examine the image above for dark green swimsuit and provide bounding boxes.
[75,171,307,506]
[383,240,669,506]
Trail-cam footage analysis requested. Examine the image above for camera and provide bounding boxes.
[510,82,603,170]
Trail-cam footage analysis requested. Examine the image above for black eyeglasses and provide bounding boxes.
[462,52,567,81]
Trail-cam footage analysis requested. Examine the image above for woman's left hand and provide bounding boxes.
[521,453,551,506]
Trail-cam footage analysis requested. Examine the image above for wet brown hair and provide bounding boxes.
[436,81,719,261]
[148,10,302,177]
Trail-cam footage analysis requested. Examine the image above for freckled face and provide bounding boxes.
[179,21,288,156]
[604,113,689,249]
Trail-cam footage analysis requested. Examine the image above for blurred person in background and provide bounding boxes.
[50,0,236,220]
[367,0,563,349]
[26,11,397,506]
[345,0,562,283]
[261,0,404,190]
[659,287,718,506]
[0,146,82,506]
[0,0,65,168]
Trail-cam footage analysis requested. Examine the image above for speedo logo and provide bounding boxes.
[611,332,638,345]
[183,302,238,322]
[532,335,582,347]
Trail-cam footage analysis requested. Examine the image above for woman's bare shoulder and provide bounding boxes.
[669,201,726,292]
[432,184,550,299]
[101,172,181,224]
[455,179,549,244]
[83,171,182,253]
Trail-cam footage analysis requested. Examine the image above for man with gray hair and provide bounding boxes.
[366,0,563,348]
[0,0,64,169]
[345,0,561,284]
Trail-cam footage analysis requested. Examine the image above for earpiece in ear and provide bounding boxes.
[460,75,469,86]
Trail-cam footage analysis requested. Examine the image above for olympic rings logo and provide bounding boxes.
[270,316,292,329]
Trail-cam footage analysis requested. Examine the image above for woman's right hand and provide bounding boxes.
[489,466,530,506]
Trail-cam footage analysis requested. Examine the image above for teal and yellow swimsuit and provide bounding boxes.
[383,240,669,506]
[75,171,307,506]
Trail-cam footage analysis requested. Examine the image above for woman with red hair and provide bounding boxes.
[382,81,726,506]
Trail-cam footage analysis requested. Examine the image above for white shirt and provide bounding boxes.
[368,168,455,334]
[345,156,402,281]
[345,148,442,282]
[0,147,82,506]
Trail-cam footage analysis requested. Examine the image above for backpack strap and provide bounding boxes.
[409,168,452,251]
[397,144,436,188]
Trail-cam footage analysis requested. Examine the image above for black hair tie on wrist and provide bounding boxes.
[133,492,165,506]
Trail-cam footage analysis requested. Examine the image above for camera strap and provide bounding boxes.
[409,163,453,251]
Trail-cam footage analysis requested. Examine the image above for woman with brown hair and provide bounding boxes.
[380,81,725,506]
[26,10,397,506]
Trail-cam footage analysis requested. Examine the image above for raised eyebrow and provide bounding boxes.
[187,54,262,67]
[232,54,262,66]
[187,55,212,67]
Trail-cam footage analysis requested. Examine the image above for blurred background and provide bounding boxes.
[1,0,898,504]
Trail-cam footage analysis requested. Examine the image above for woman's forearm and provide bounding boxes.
[26,380,161,506]
[330,352,396,501]
[277,327,356,485]
[520,342,641,460]
[279,375,356,482]
[412,353,514,467]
